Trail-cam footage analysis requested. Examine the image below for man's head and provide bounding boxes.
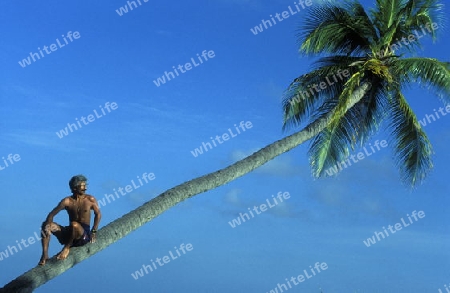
[69,174,88,194]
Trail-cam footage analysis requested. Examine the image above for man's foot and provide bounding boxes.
[57,247,70,260]
[38,256,48,266]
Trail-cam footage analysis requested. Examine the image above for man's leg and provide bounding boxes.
[57,221,84,260]
[39,222,62,266]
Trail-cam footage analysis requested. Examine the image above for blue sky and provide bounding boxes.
[1,0,449,292]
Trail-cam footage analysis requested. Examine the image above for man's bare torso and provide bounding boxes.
[63,194,96,225]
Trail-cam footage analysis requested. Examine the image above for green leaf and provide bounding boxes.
[391,58,450,100]
[388,91,433,186]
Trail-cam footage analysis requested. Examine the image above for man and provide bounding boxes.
[39,174,101,265]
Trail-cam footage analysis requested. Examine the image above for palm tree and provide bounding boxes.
[283,0,449,185]
[2,0,449,292]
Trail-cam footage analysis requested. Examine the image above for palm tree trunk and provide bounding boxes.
[0,82,371,293]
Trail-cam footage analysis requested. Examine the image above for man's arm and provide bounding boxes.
[44,199,68,224]
[42,198,68,232]
[89,196,101,242]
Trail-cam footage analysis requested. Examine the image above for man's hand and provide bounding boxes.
[90,232,97,243]
[42,221,56,235]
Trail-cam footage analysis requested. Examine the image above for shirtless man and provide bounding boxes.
[39,174,102,265]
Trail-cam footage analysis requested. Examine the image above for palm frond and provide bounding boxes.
[309,77,389,152]
[345,1,380,53]
[371,0,404,45]
[348,77,390,147]
[284,0,448,186]
[391,57,450,100]
[309,72,365,176]
[388,91,433,186]
[282,56,365,130]
[350,1,380,40]
[308,100,352,177]
[328,72,366,129]
[371,0,444,53]
[298,2,375,56]
[401,0,444,40]
[388,0,444,51]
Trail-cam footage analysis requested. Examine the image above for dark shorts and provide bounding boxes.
[43,222,91,247]
[70,223,91,247]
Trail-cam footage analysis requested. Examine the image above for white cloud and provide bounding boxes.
[221,189,295,219]
[306,155,404,222]
[223,188,243,206]
[2,131,86,152]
